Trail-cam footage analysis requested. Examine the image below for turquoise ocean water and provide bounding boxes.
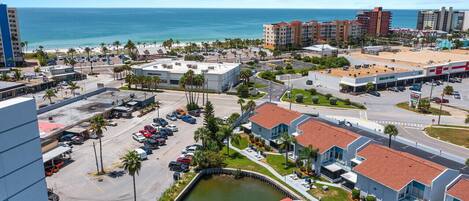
[17,8,418,49]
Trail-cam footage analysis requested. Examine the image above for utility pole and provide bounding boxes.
[429,79,434,100]
[289,75,292,110]
[437,92,444,125]
[269,80,272,103]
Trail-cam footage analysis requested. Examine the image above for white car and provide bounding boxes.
[182,146,198,154]
[151,123,164,130]
[134,148,147,160]
[108,121,118,126]
[167,124,178,132]
[132,133,146,143]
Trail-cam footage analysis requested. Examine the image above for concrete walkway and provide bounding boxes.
[230,144,318,201]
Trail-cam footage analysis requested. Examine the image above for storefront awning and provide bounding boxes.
[323,163,343,173]
[42,146,71,163]
[341,172,357,183]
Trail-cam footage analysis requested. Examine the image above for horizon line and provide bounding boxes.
[10,7,469,10]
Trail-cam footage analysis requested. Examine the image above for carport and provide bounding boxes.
[43,145,72,164]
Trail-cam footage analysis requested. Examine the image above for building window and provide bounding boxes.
[169,80,179,85]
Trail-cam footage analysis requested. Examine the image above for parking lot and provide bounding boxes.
[45,91,239,201]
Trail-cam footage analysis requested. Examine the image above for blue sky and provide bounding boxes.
[2,0,468,9]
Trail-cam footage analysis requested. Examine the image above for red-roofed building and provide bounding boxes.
[249,103,308,146]
[445,174,469,201]
[353,144,459,201]
[38,121,65,138]
[294,119,370,184]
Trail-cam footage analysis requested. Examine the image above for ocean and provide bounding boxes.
[18,8,419,50]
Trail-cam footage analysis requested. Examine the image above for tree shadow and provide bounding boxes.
[107,170,126,178]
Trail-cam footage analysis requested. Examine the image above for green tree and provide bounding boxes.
[418,99,431,113]
[33,67,41,77]
[240,69,253,85]
[237,84,249,98]
[67,81,80,97]
[237,98,245,113]
[366,82,375,92]
[12,68,22,80]
[279,133,296,168]
[124,40,138,60]
[90,115,108,174]
[113,41,121,55]
[121,150,142,201]
[466,158,469,167]
[329,97,338,105]
[226,113,240,125]
[194,127,211,148]
[311,96,319,104]
[299,145,318,173]
[466,115,469,124]
[217,125,235,155]
[43,89,57,104]
[443,85,454,95]
[245,100,256,112]
[384,124,398,148]
[295,94,304,103]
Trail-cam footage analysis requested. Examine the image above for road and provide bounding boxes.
[46,91,240,201]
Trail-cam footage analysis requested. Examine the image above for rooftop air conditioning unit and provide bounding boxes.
[167,65,173,69]
[208,66,215,70]
[175,62,181,66]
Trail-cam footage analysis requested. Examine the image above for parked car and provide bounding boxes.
[431,97,449,103]
[153,118,168,127]
[167,124,178,132]
[368,91,381,97]
[454,94,461,99]
[160,128,174,136]
[175,109,186,118]
[388,87,399,92]
[134,148,148,160]
[397,86,406,92]
[107,121,118,126]
[139,130,154,138]
[182,145,199,154]
[306,80,313,85]
[166,113,177,121]
[59,134,75,142]
[132,133,146,143]
[147,138,166,146]
[181,115,196,124]
[188,110,201,117]
[449,78,462,83]
[168,161,189,172]
[151,132,168,140]
[140,145,153,155]
[70,136,84,145]
[176,156,193,165]
[144,125,157,134]
[143,141,158,150]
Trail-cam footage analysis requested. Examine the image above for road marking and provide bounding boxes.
[374,120,425,129]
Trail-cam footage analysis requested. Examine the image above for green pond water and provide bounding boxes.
[182,175,286,201]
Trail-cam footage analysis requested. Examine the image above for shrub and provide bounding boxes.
[295,158,304,168]
[366,195,376,201]
[352,189,360,199]
[344,98,351,105]
[237,84,249,98]
[325,93,332,100]
[285,63,293,70]
[311,96,319,104]
[329,97,338,105]
[296,94,304,103]
[275,66,284,71]
[184,54,205,62]
[444,85,454,95]
[186,103,199,111]
[264,145,272,152]
[307,88,317,95]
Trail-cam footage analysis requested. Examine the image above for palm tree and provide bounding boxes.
[121,150,142,201]
[237,98,245,113]
[384,124,398,148]
[245,100,256,112]
[279,132,296,168]
[300,145,319,173]
[67,48,77,59]
[67,81,80,97]
[217,125,236,155]
[143,50,150,62]
[194,127,211,148]
[90,115,108,174]
[12,68,22,80]
[125,74,135,89]
[125,40,138,60]
[113,41,121,55]
[151,76,160,92]
[43,89,57,104]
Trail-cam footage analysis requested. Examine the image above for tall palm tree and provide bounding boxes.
[279,132,296,168]
[194,127,211,148]
[152,76,160,92]
[237,98,245,113]
[33,67,41,77]
[217,125,237,155]
[124,40,138,60]
[43,89,57,104]
[300,145,319,173]
[67,81,80,97]
[384,124,398,148]
[12,68,22,81]
[125,74,135,89]
[121,150,142,201]
[67,48,77,59]
[84,47,93,71]
[245,100,256,112]
[90,115,108,174]
[113,41,121,55]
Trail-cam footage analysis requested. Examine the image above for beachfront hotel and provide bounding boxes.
[417,7,469,32]
[132,59,241,92]
[0,4,23,68]
[356,7,392,37]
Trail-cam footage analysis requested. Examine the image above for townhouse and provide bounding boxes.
[353,144,460,201]
[445,174,469,201]
[294,119,370,185]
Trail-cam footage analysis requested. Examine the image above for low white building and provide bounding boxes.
[132,59,241,92]
[0,97,48,201]
[303,44,338,57]
[41,65,81,82]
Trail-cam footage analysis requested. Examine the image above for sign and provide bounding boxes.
[409,90,422,108]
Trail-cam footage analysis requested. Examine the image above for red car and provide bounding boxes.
[431,97,449,104]
[144,125,157,134]
[139,130,153,138]
[176,156,192,165]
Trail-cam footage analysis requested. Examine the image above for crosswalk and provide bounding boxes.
[374,120,426,129]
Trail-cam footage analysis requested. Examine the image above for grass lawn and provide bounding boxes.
[158,172,197,201]
[309,183,352,201]
[282,89,359,109]
[247,92,266,100]
[265,154,297,176]
[396,102,451,116]
[247,82,268,89]
[232,135,249,150]
[425,126,469,148]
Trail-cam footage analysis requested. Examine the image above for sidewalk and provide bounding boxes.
[230,143,318,201]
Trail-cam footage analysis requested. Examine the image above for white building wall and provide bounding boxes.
[307,71,341,90]
[355,173,399,201]
[0,97,47,201]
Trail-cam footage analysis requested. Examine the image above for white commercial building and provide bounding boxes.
[0,97,48,201]
[132,59,241,92]
[303,44,338,57]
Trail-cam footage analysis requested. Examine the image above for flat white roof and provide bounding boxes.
[303,44,337,51]
[42,146,71,163]
[341,172,357,183]
[133,59,240,75]
[323,163,343,172]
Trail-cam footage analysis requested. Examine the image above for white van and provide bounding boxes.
[134,148,147,160]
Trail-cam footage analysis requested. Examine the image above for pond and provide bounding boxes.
[182,175,286,201]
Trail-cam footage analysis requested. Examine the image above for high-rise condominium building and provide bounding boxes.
[356,7,392,37]
[0,4,23,68]
[0,97,48,201]
[263,20,362,50]
[417,7,469,32]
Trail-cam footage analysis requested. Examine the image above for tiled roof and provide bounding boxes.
[295,119,359,153]
[447,176,469,201]
[353,144,446,191]
[249,103,301,129]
